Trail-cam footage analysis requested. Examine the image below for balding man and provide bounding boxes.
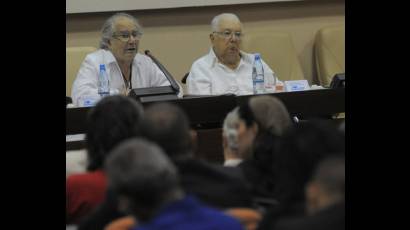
[187,13,281,95]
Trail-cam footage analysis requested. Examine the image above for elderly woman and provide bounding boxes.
[71,13,180,107]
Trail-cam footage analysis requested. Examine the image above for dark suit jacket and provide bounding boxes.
[270,202,345,230]
[258,202,345,230]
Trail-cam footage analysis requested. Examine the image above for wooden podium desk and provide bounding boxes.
[67,88,344,163]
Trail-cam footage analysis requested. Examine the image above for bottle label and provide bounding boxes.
[253,55,265,94]
[253,79,265,94]
[98,64,110,96]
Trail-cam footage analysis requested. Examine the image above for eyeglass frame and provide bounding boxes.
[112,30,144,42]
[213,30,243,40]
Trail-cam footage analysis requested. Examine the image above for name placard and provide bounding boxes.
[284,80,310,92]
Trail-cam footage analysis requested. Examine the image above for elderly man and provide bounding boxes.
[187,13,281,95]
[71,12,181,107]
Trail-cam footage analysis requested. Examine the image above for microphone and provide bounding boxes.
[144,50,180,93]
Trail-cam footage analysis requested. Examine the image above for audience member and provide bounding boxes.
[271,156,345,230]
[257,121,344,230]
[140,103,252,208]
[222,107,245,166]
[66,95,143,224]
[237,96,292,198]
[78,102,252,230]
[105,138,243,230]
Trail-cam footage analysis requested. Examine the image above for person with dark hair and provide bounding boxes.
[78,102,252,230]
[273,121,344,204]
[234,96,292,199]
[220,104,258,165]
[272,155,345,230]
[66,95,143,224]
[257,121,345,230]
[305,155,345,216]
[105,138,243,230]
[140,103,252,208]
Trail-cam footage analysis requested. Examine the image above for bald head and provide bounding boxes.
[211,13,242,32]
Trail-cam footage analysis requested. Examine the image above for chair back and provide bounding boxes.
[105,216,136,230]
[242,32,305,81]
[314,24,345,86]
[66,46,97,96]
[225,208,262,230]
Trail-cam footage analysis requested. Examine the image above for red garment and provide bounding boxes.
[66,170,107,224]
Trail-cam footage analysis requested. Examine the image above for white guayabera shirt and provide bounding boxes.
[187,48,281,95]
[71,49,183,107]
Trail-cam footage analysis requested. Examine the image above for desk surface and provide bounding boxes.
[237,88,345,117]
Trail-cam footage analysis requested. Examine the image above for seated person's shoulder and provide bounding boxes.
[133,52,152,64]
[188,55,214,81]
[67,171,106,187]
[85,49,105,61]
[190,54,211,70]
[193,53,209,64]
[78,49,110,69]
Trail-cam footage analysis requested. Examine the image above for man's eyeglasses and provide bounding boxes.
[213,30,243,40]
[113,31,143,42]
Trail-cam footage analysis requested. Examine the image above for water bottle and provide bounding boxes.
[252,53,265,94]
[98,64,110,98]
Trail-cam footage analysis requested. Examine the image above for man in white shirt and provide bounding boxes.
[187,13,281,95]
[71,13,182,107]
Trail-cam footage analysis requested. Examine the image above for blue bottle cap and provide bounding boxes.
[254,53,261,60]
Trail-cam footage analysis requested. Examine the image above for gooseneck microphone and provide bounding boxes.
[144,50,180,93]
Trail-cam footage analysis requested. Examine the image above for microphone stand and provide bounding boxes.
[144,50,180,93]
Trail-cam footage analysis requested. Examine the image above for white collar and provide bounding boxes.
[206,47,253,70]
[101,49,118,65]
[223,158,243,167]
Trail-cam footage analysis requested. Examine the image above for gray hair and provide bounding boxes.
[99,12,142,49]
[222,107,240,151]
[249,96,291,136]
[211,13,241,32]
[105,138,181,213]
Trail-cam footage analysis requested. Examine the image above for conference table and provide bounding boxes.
[66,88,345,163]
